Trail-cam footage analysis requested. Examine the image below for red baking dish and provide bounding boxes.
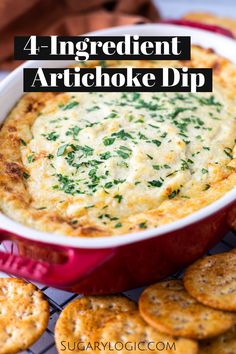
[0,24,235,294]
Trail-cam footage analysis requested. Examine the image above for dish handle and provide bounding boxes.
[0,230,115,287]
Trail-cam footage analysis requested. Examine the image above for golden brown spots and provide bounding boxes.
[7,126,17,132]
[0,182,13,193]
[26,103,34,112]
[206,47,215,54]
[179,60,191,66]
[212,60,222,74]
[50,214,67,224]
[34,151,48,160]
[80,226,103,236]
[5,162,22,179]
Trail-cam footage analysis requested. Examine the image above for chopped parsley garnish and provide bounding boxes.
[153,165,161,170]
[46,132,59,141]
[20,138,27,146]
[153,164,170,171]
[168,189,180,199]
[105,111,118,119]
[149,124,160,129]
[197,95,222,107]
[98,213,118,221]
[66,126,81,139]
[112,129,133,140]
[166,171,178,177]
[148,180,163,188]
[170,107,192,119]
[23,172,30,179]
[62,101,79,110]
[116,147,131,159]
[181,159,190,171]
[103,137,115,146]
[86,106,100,112]
[27,154,35,163]
[116,151,128,160]
[131,92,140,101]
[181,159,193,171]
[114,179,126,185]
[224,147,233,159]
[104,182,113,189]
[138,132,148,140]
[135,99,159,111]
[151,140,162,147]
[117,161,128,168]
[77,145,94,157]
[139,221,147,229]
[57,144,68,156]
[203,184,211,191]
[114,194,123,203]
[100,152,111,160]
[56,174,82,195]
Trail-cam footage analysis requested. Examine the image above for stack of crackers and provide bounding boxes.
[54,250,236,353]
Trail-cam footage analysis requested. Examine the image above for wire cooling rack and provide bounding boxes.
[0,230,235,354]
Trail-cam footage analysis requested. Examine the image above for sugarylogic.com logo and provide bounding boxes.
[59,341,176,352]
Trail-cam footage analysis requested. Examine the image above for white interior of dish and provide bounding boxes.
[0,24,235,249]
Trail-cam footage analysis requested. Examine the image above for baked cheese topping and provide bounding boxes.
[20,91,236,230]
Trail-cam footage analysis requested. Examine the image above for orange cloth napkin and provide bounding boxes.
[0,0,160,70]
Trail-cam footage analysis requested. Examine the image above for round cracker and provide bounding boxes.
[0,277,49,354]
[139,280,236,339]
[184,252,236,311]
[199,324,236,354]
[55,295,136,354]
[97,310,198,354]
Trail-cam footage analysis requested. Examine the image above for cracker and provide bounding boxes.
[0,277,49,354]
[199,324,236,354]
[97,310,198,354]
[183,12,236,37]
[55,295,136,354]
[139,280,236,339]
[184,252,236,311]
